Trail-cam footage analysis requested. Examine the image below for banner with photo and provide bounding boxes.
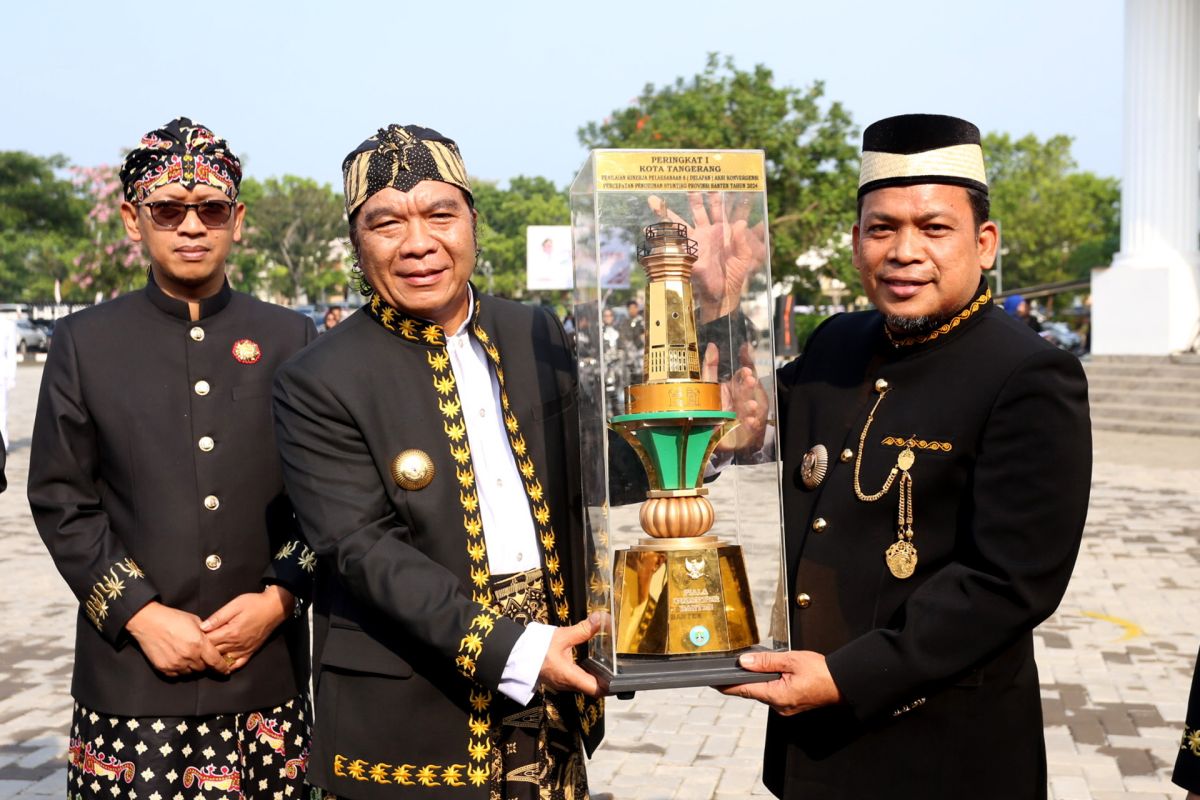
[526,225,574,291]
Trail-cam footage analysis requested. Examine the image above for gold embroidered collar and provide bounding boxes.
[362,290,480,347]
[884,285,992,348]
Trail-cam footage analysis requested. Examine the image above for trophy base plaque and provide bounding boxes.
[613,535,759,655]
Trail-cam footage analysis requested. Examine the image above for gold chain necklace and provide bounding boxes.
[852,380,918,579]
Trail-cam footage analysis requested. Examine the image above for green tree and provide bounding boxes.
[578,53,860,297]
[473,175,570,298]
[984,132,1120,289]
[0,152,90,300]
[72,163,145,300]
[239,176,347,303]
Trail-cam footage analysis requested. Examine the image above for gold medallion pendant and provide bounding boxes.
[885,538,918,579]
[801,444,829,489]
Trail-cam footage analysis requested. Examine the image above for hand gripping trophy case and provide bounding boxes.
[570,149,788,695]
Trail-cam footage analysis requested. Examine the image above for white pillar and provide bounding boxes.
[1092,0,1200,355]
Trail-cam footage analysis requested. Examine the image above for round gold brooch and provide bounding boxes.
[391,449,435,490]
[801,444,829,490]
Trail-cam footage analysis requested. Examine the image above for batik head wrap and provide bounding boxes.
[858,114,988,199]
[119,117,242,203]
[341,124,472,218]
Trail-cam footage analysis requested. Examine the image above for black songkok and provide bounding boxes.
[341,124,472,218]
[858,114,988,199]
[119,117,242,203]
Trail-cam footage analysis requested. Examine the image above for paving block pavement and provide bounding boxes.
[1,364,1198,799]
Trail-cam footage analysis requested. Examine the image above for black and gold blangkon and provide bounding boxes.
[853,378,919,579]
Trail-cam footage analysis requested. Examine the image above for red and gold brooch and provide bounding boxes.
[231,338,262,364]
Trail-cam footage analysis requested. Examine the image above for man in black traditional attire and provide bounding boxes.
[29,117,316,800]
[724,114,1093,799]
[272,124,604,800]
[1174,648,1200,798]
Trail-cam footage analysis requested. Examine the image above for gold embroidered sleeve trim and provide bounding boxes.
[333,754,482,788]
[84,558,146,630]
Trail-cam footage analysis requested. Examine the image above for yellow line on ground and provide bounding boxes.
[1080,610,1144,642]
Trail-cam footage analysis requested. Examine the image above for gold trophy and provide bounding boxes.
[609,222,759,657]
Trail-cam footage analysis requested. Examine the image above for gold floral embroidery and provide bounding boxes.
[885,287,991,347]
[881,435,953,453]
[1182,726,1200,757]
[274,540,317,573]
[335,754,476,788]
[84,558,146,630]
[298,548,317,573]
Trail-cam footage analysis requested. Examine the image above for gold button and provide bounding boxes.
[205,554,222,570]
[874,378,889,393]
[198,436,214,452]
[796,592,811,608]
[203,495,219,510]
[190,326,205,342]
[194,380,210,396]
[812,517,828,533]
[840,448,854,462]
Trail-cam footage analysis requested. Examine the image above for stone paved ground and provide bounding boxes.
[1,364,1198,799]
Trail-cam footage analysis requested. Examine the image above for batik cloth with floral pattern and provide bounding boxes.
[306,570,587,800]
[485,568,588,800]
[68,696,309,800]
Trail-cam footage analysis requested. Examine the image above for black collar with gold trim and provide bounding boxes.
[883,282,992,349]
[361,288,484,348]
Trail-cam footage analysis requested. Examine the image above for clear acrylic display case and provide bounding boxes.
[570,150,789,695]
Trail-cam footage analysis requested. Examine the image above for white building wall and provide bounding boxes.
[1092,0,1200,355]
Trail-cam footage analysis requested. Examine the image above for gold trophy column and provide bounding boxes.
[609,222,759,656]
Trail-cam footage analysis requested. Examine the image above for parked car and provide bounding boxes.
[15,318,49,353]
[292,303,359,330]
[1040,321,1084,356]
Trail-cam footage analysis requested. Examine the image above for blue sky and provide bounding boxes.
[2,0,1123,189]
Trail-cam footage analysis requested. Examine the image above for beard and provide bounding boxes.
[884,312,951,335]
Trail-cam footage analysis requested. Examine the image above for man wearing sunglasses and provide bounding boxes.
[28,117,317,800]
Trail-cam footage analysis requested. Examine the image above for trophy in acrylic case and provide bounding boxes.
[570,150,789,694]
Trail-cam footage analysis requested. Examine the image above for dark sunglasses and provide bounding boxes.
[140,200,235,229]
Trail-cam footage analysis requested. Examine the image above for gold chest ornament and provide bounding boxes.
[391,449,435,490]
[854,379,919,579]
[801,444,829,489]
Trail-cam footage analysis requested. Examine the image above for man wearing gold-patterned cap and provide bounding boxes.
[272,124,603,799]
[724,114,1092,798]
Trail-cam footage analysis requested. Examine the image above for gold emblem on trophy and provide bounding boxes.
[609,222,759,656]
